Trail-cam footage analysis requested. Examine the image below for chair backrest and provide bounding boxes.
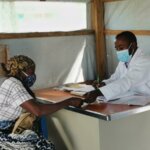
[0,44,8,76]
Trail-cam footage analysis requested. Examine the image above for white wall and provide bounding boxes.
[0,35,96,89]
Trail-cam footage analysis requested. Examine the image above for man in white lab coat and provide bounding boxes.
[85,31,150,102]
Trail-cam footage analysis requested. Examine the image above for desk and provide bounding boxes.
[35,88,150,150]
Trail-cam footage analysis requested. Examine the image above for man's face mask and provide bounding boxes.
[116,44,132,62]
[22,71,36,87]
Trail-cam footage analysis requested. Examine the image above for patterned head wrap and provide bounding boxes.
[4,55,35,76]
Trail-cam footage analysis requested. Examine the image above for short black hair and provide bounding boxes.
[116,31,137,44]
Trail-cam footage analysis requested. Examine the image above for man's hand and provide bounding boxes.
[92,81,105,89]
[84,89,103,104]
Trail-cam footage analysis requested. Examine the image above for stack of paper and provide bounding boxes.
[60,84,95,96]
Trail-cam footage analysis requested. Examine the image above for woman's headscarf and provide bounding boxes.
[1,55,36,98]
[2,55,35,76]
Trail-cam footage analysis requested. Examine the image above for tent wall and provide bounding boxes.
[2,0,150,88]
[0,35,96,89]
[0,0,96,89]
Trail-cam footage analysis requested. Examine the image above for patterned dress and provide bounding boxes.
[0,120,55,150]
[0,77,55,150]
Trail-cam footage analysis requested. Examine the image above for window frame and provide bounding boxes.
[0,0,94,39]
[0,29,94,39]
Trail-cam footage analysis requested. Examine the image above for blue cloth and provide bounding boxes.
[40,116,48,139]
[0,120,14,130]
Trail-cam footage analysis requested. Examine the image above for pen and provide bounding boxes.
[93,75,100,90]
[96,75,100,83]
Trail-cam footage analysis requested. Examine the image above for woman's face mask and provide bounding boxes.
[116,44,132,62]
[22,71,36,87]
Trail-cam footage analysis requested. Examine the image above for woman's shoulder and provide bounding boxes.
[2,77,23,87]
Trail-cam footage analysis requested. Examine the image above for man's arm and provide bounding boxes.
[100,55,150,100]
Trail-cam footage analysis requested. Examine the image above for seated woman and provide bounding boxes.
[0,55,82,150]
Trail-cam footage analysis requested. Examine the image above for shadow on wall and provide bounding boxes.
[0,35,96,89]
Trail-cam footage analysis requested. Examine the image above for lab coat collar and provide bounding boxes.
[129,48,143,65]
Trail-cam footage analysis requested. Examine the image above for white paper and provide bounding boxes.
[70,91,87,96]
[61,84,95,93]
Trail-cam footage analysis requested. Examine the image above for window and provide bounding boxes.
[0,1,87,33]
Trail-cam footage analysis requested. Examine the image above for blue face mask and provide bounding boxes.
[116,49,131,62]
[22,71,36,87]
[116,44,132,62]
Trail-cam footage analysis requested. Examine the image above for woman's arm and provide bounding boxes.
[20,97,83,117]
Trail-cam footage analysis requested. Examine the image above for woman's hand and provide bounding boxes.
[66,97,84,108]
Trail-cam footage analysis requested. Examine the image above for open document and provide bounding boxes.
[57,83,95,96]
[97,95,150,106]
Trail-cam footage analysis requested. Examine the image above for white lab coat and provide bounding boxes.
[99,48,150,101]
